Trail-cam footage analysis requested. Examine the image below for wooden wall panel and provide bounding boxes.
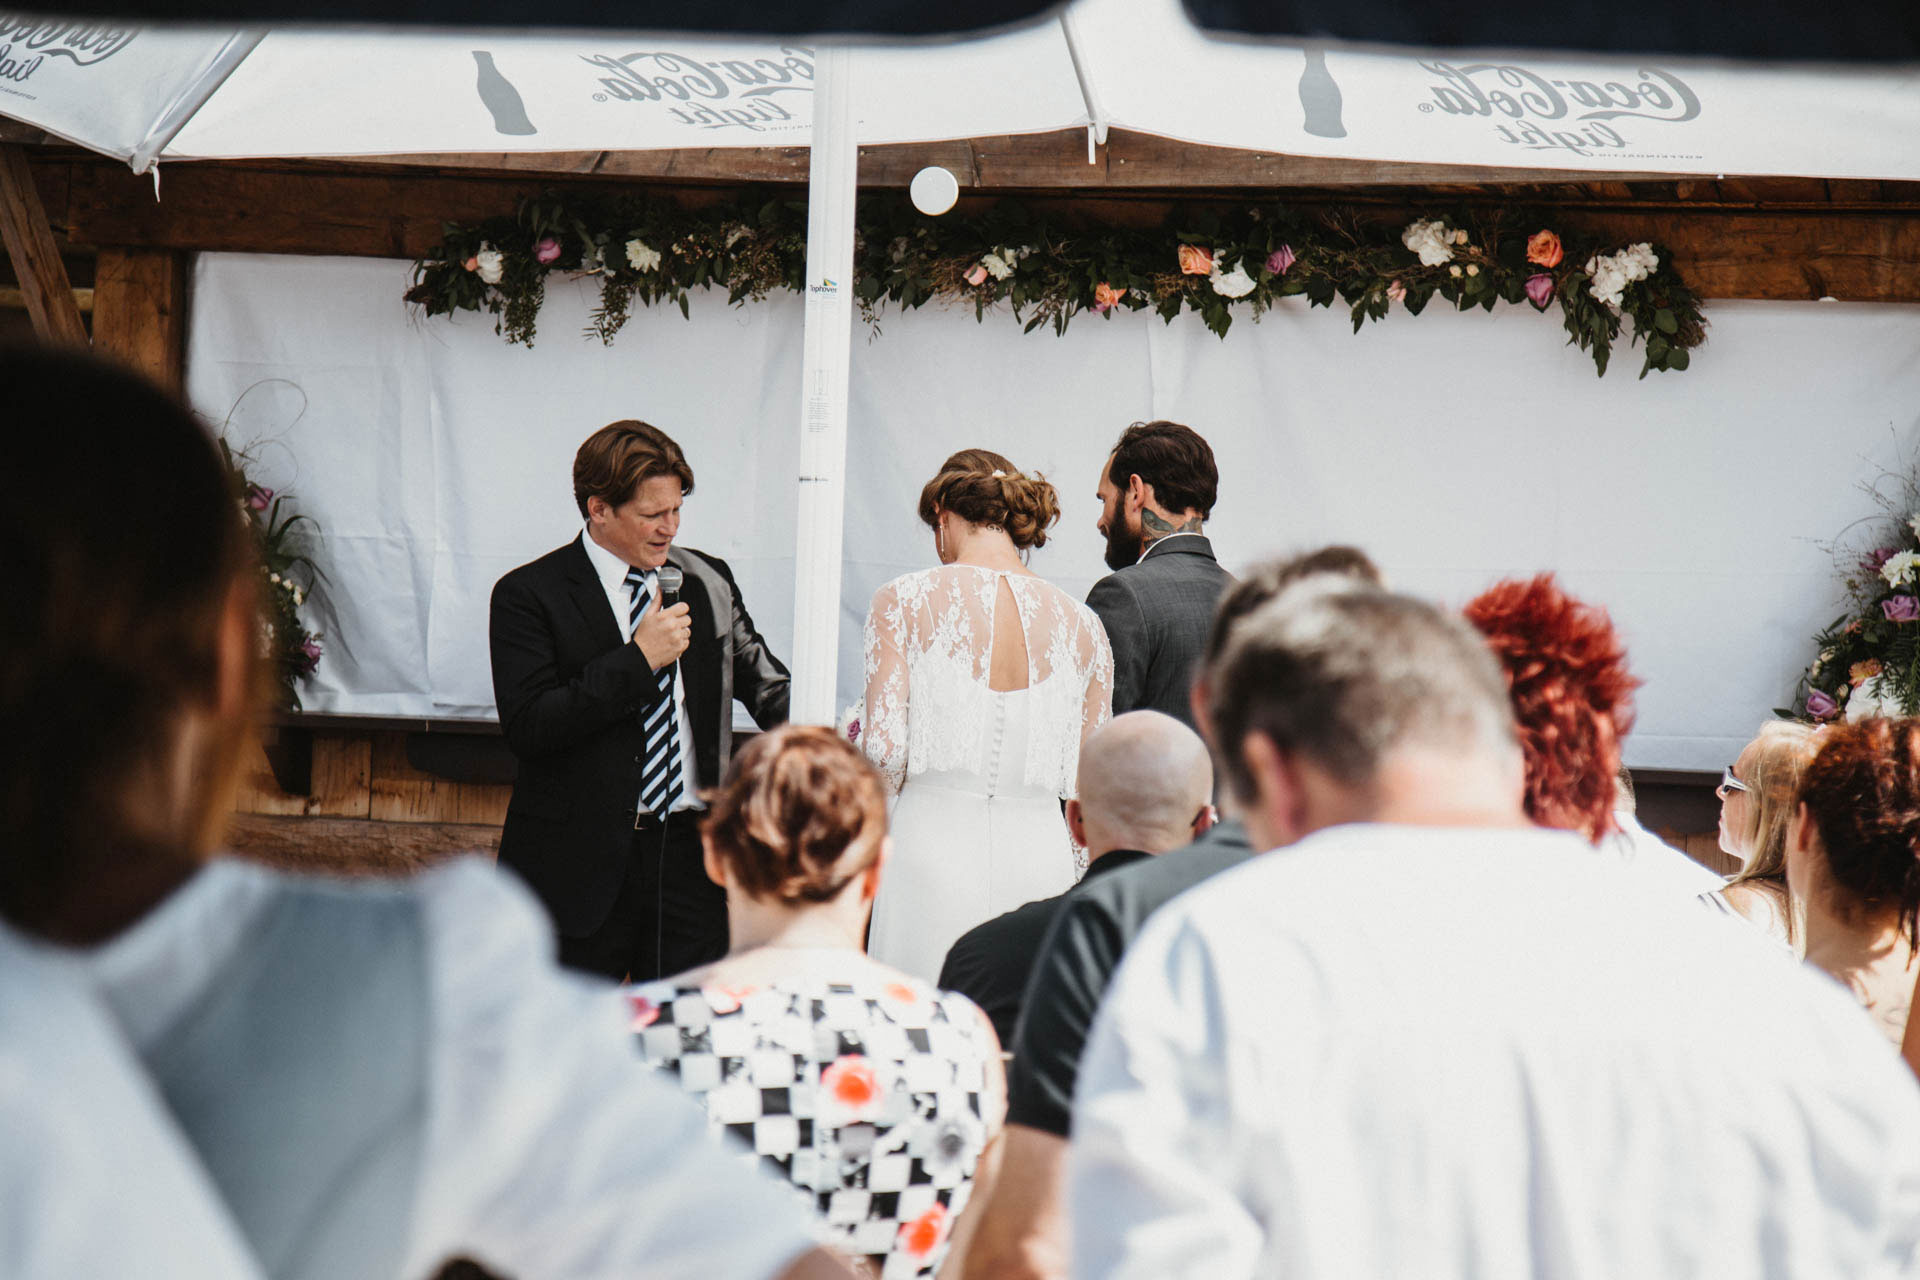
[367,732,512,826]
[91,247,187,393]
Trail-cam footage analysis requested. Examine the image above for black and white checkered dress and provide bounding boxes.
[628,972,995,1278]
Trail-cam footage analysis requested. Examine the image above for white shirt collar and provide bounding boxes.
[581,525,645,595]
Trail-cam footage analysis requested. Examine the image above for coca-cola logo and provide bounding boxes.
[1415,60,1703,161]
[0,16,136,89]
[583,46,813,133]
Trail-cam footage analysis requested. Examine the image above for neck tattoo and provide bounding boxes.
[1140,508,1204,545]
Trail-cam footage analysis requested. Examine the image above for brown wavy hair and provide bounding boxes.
[1798,719,1920,947]
[1462,574,1639,843]
[701,725,888,904]
[572,420,694,518]
[916,448,1061,551]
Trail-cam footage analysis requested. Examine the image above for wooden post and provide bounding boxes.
[0,144,88,346]
[93,247,188,393]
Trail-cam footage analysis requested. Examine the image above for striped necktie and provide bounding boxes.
[625,568,685,815]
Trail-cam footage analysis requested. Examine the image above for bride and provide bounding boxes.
[861,449,1114,981]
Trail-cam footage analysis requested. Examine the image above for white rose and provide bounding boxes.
[625,238,661,272]
[475,243,504,285]
[1466,264,1479,276]
[1847,674,1892,722]
[982,253,1014,281]
[1452,228,1469,245]
[292,585,306,606]
[1401,218,1455,268]
[1449,265,1463,278]
[1209,262,1256,298]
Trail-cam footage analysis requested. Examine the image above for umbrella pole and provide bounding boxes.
[790,44,857,726]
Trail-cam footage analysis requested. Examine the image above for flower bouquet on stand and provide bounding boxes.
[221,442,326,709]
[1792,495,1920,723]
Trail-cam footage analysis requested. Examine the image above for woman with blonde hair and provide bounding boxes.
[1712,719,1820,949]
[860,449,1113,980]
[631,724,1005,1279]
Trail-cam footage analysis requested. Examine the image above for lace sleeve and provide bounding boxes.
[1080,609,1115,750]
[862,580,910,795]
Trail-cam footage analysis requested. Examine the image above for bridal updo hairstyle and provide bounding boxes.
[1463,574,1639,843]
[702,725,888,904]
[1796,719,1920,948]
[917,448,1061,550]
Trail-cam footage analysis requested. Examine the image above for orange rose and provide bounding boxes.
[1526,230,1564,268]
[963,263,988,287]
[1177,244,1213,275]
[1852,658,1884,683]
[1093,282,1128,313]
[898,1204,950,1258]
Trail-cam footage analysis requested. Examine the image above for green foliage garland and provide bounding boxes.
[405,190,1708,379]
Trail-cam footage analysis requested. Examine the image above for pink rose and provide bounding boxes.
[462,255,479,273]
[1805,689,1839,720]
[1092,282,1127,313]
[963,263,988,287]
[1177,244,1213,275]
[1386,279,1406,304]
[245,484,274,512]
[1266,245,1297,275]
[533,236,562,264]
[1524,273,1556,309]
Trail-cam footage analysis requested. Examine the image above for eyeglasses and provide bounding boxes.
[1715,766,1751,799]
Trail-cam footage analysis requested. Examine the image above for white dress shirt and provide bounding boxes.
[582,525,702,810]
[1071,823,1920,1280]
[0,923,261,1280]
[74,858,815,1280]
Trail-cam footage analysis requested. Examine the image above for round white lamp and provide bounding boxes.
[909,165,960,216]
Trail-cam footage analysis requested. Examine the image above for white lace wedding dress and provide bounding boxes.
[861,565,1114,982]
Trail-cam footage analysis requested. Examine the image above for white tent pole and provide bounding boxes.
[1057,10,1108,163]
[789,43,857,727]
[127,31,266,174]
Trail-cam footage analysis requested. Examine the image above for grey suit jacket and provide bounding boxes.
[1084,534,1235,728]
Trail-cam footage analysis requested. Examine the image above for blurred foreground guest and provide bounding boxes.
[1072,588,1920,1280]
[1608,766,1724,896]
[1793,719,1920,1048]
[0,922,261,1280]
[0,349,849,1280]
[939,711,1214,1047]
[1463,574,1720,896]
[1713,719,1819,949]
[964,548,1376,1280]
[632,725,1005,1280]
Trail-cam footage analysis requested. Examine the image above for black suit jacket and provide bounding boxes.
[489,536,789,935]
[1085,535,1235,728]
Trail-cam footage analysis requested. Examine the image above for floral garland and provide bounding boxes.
[221,442,324,709]
[1793,466,1920,723]
[405,191,1708,378]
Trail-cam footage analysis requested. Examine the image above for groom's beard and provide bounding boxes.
[1103,516,1145,571]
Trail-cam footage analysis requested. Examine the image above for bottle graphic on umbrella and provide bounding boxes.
[473,51,537,136]
[1298,47,1346,139]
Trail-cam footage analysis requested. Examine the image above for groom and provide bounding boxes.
[490,420,790,981]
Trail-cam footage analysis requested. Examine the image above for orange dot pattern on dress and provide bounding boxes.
[627,972,995,1278]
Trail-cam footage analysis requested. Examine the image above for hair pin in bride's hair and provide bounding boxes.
[992,470,1007,478]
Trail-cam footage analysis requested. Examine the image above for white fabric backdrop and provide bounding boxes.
[185,251,1920,770]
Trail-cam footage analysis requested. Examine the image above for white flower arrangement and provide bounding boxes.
[1400,218,1456,267]
[1882,549,1920,588]
[1209,260,1256,298]
[1583,242,1659,310]
[625,238,662,272]
[474,243,504,285]
[1907,511,1920,540]
[981,252,1015,281]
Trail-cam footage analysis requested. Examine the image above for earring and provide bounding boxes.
[936,521,947,562]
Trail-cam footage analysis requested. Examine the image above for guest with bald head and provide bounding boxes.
[938,711,1215,1047]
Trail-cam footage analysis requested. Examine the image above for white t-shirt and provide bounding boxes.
[73,858,815,1280]
[0,923,261,1280]
[1071,823,1920,1280]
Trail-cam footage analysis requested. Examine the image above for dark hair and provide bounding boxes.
[0,347,262,930]
[572,420,695,519]
[1798,719,1920,948]
[1107,421,1218,519]
[916,448,1060,551]
[701,725,889,904]
[1462,575,1639,844]
[1202,546,1385,670]
[1208,588,1517,805]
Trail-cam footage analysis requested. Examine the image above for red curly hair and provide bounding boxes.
[1463,574,1640,843]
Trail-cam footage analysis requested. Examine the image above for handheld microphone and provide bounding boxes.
[655,564,684,610]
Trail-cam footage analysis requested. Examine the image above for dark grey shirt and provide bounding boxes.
[1085,535,1235,728]
[1005,820,1254,1136]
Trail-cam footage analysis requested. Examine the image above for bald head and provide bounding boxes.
[1074,711,1214,858]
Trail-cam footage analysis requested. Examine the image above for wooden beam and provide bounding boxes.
[91,248,188,393]
[0,284,91,312]
[225,812,499,877]
[0,144,87,345]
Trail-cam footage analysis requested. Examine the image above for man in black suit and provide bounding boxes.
[1086,420,1235,729]
[490,420,789,981]
[936,710,1214,1046]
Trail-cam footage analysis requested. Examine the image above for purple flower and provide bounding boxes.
[533,236,562,265]
[1865,547,1899,572]
[246,484,273,511]
[845,717,861,744]
[1805,689,1839,720]
[1266,245,1297,276]
[1885,595,1920,622]
[1524,273,1555,309]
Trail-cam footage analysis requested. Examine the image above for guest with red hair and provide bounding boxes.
[1791,719,1920,1047]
